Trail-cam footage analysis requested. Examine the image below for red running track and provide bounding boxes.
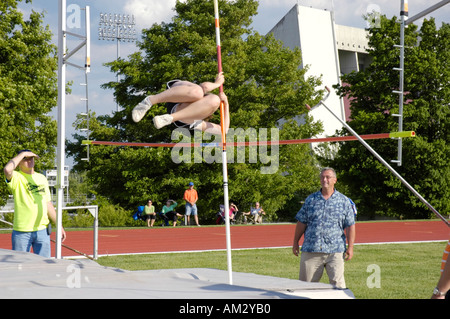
[0,221,448,258]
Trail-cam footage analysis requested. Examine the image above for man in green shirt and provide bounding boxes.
[4,150,66,257]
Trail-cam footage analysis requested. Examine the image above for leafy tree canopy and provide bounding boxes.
[0,0,58,205]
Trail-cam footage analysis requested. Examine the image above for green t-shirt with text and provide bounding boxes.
[6,170,51,232]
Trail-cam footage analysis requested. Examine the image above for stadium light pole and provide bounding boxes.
[98,13,137,112]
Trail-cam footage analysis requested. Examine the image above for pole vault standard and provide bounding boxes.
[82,132,415,148]
[213,0,233,286]
[56,0,67,260]
[57,1,91,258]
[393,0,450,166]
[309,87,449,227]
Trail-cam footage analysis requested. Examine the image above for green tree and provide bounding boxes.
[0,0,58,205]
[322,16,450,219]
[68,0,323,222]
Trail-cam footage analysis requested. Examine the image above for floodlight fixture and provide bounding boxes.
[98,13,137,42]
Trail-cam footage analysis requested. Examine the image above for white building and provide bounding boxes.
[46,166,70,203]
[269,4,372,136]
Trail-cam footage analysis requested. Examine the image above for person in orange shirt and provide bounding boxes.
[183,182,199,226]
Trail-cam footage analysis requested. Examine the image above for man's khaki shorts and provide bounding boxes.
[299,252,346,289]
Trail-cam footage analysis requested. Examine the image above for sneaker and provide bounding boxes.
[132,96,152,123]
[153,114,173,129]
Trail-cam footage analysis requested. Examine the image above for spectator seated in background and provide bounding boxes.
[144,199,156,227]
[161,200,184,227]
[243,202,265,224]
[216,202,238,224]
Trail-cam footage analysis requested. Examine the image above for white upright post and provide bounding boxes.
[56,0,67,259]
[393,0,408,166]
[85,6,91,73]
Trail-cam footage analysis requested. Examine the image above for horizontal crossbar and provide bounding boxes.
[82,131,415,148]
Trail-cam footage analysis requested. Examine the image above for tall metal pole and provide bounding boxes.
[398,0,407,166]
[392,0,408,166]
[56,0,67,259]
[393,0,450,165]
[214,0,233,285]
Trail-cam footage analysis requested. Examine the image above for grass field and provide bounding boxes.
[97,241,446,299]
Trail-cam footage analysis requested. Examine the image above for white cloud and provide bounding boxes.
[123,0,184,31]
[258,0,298,6]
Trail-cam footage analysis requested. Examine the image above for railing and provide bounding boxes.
[0,205,98,259]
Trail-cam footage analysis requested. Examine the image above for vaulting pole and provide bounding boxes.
[213,0,233,285]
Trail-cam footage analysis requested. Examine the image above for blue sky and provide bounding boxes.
[16,0,450,166]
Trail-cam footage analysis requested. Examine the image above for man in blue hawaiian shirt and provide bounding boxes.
[292,167,356,289]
